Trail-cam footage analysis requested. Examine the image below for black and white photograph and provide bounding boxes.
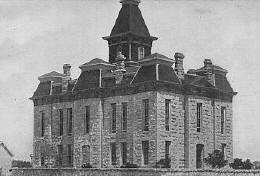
[0,0,260,175]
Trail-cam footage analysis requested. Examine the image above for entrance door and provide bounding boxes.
[196,144,204,169]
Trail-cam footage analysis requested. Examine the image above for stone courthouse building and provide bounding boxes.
[30,0,236,169]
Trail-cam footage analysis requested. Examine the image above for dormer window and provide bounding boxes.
[138,47,145,60]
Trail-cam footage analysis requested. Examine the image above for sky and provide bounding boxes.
[0,0,260,161]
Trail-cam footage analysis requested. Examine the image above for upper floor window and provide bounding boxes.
[165,99,171,131]
[59,109,63,136]
[67,108,73,135]
[143,99,149,131]
[41,111,45,137]
[138,47,145,60]
[85,106,90,134]
[197,103,202,132]
[40,153,45,166]
[221,107,226,134]
[122,103,127,132]
[111,103,117,133]
[142,140,149,165]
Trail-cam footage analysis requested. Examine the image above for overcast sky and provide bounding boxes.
[0,0,260,161]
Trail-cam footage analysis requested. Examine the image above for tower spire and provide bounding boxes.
[120,0,140,5]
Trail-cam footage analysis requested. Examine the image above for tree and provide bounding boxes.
[154,158,171,168]
[204,150,228,168]
[243,159,253,169]
[229,158,253,169]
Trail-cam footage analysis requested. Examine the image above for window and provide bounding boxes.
[196,144,204,169]
[165,141,171,159]
[85,106,90,134]
[165,99,170,131]
[67,108,73,135]
[142,141,149,165]
[111,142,117,165]
[122,103,127,132]
[59,109,63,136]
[197,103,202,132]
[40,154,45,166]
[221,107,226,134]
[111,103,117,133]
[57,145,63,166]
[138,47,145,60]
[221,143,227,160]
[121,142,127,165]
[68,144,73,166]
[82,145,90,164]
[143,99,149,131]
[41,111,45,137]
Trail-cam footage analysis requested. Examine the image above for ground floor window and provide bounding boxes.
[196,144,204,169]
[142,140,149,165]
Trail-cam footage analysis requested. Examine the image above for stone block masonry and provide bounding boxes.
[11,168,260,176]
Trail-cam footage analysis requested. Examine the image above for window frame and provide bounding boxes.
[138,47,145,60]
[196,103,202,132]
[57,144,63,166]
[67,144,73,166]
[59,109,63,136]
[165,141,171,159]
[221,106,226,134]
[111,142,117,165]
[85,106,90,134]
[142,140,149,165]
[165,99,171,131]
[121,142,127,165]
[111,103,117,133]
[41,111,45,137]
[121,102,127,132]
[143,99,149,131]
[67,108,73,135]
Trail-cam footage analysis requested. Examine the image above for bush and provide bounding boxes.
[204,150,228,168]
[12,160,32,168]
[120,163,139,168]
[154,158,171,168]
[81,163,92,168]
[230,158,253,169]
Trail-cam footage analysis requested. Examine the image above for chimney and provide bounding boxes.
[174,52,185,79]
[203,59,215,86]
[63,64,71,78]
[62,64,71,93]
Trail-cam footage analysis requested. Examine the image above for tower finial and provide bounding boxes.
[120,0,140,5]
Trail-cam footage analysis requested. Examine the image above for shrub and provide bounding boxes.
[81,163,92,168]
[154,158,171,168]
[230,158,253,169]
[120,163,139,168]
[204,150,228,168]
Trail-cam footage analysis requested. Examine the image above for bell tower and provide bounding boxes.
[103,0,157,64]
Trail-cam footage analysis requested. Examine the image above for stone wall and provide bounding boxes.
[11,168,260,176]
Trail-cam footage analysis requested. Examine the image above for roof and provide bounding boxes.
[106,2,156,40]
[80,58,109,67]
[33,81,51,97]
[0,141,14,157]
[38,71,64,79]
